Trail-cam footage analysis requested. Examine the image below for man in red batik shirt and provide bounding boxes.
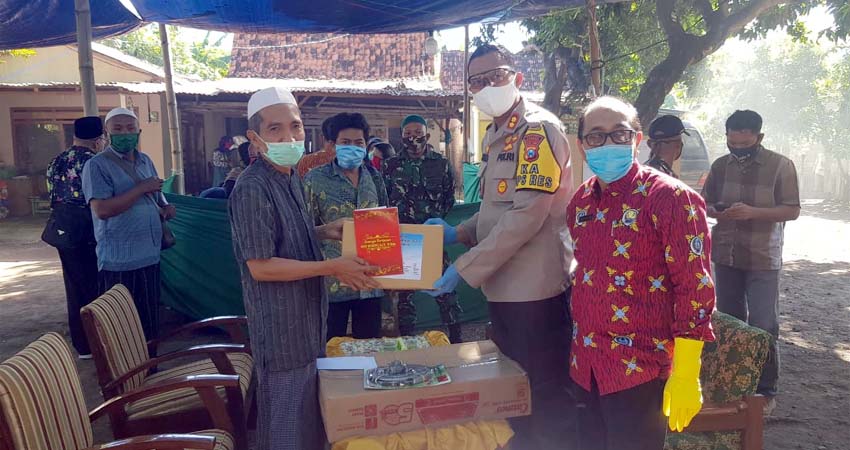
[567,96,716,450]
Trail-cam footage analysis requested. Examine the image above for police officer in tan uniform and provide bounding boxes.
[425,44,576,449]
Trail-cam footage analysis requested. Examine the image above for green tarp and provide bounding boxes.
[160,194,488,330]
[463,162,481,204]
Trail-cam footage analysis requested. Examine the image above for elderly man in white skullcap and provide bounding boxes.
[228,86,379,450]
[81,107,175,341]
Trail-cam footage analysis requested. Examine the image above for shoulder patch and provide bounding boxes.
[515,126,561,193]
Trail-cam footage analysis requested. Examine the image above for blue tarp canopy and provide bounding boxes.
[127,0,573,34]
[0,0,140,50]
[1,0,583,50]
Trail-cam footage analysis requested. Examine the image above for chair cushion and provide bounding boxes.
[664,312,770,450]
[194,429,235,450]
[700,312,771,404]
[82,284,150,393]
[665,430,742,450]
[125,352,253,421]
[0,333,93,450]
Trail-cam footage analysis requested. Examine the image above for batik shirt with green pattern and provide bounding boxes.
[303,160,388,302]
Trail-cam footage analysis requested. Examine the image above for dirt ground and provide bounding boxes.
[1,199,848,449]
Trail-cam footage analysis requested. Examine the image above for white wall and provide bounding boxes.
[0,91,167,174]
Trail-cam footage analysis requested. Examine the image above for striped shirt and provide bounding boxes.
[702,147,800,270]
[229,158,327,371]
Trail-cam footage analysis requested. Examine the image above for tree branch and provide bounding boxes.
[717,0,790,39]
[656,0,687,40]
[697,0,719,26]
[719,0,730,18]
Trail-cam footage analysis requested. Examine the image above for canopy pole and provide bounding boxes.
[74,0,97,116]
[463,24,470,162]
[587,0,602,97]
[159,23,185,194]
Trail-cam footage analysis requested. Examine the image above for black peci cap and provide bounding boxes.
[74,116,103,140]
[648,115,690,140]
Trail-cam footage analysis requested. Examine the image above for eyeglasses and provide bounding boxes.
[468,68,516,91]
[582,129,636,148]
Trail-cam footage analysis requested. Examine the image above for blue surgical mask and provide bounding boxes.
[336,145,367,170]
[585,144,634,183]
[264,140,305,167]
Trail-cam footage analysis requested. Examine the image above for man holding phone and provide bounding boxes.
[702,110,800,413]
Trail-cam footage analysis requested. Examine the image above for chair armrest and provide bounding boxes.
[148,316,249,354]
[104,344,247,395]
[682,400,750,433]
[82,434,216,450]
[90,374,241,430]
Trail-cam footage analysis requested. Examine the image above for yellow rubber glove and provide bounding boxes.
[662,337,705,432]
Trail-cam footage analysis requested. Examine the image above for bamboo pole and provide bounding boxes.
[587,0,602,97]
[159,23,185,194]
[463,24,471,162]
[74,0,97,116]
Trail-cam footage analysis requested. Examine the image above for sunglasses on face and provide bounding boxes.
[468,68,516,91]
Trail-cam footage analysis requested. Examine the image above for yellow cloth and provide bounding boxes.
[326,331,451,357]
[331,420,514,450]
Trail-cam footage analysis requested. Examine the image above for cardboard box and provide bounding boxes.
[319,341,531,442]
[342,222,443,290]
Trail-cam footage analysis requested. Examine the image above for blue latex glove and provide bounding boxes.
[424,218,457,245]
[422,265,461,297]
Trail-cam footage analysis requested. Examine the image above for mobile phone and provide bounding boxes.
[714,203,729,212]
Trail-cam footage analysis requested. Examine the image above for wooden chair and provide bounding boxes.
[81,284,253,450]
[667,312,771,450]
[0,332,235,450]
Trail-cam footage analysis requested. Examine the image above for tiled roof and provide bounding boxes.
[0,78,460,99]
[438,48,544,93]
[230,32,435,80]
[514,48,544,92]
[440,50,465,93]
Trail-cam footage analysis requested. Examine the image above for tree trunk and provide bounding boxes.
[542,50,566,115]
[633,44,693,127]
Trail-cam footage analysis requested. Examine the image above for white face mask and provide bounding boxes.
[472,82,519,118]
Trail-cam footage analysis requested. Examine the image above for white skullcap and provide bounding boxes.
[105,107,138,123]
[248,87,297,119]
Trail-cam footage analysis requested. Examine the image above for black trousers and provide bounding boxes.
[98,264,161,341]
[326,297,383,342]
[488,291,576,450]
[57,243,99,355]
[575,377,668,450]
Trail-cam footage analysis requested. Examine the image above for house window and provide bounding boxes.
[11,108,112,175]
[12,122,71,175]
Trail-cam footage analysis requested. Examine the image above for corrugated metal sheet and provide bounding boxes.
[0,77,461,98]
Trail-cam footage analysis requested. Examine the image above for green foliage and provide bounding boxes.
[520,1,670,102]
[0,49,36,63]
[100,24,230,80]
[524,0,850,122]
[683,36,848,160]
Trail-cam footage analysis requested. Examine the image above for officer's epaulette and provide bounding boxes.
[525,121,544,132]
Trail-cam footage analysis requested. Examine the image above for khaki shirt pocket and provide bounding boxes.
[484,160,517,203]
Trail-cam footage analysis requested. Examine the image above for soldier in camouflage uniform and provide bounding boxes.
[384,115,462,342]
